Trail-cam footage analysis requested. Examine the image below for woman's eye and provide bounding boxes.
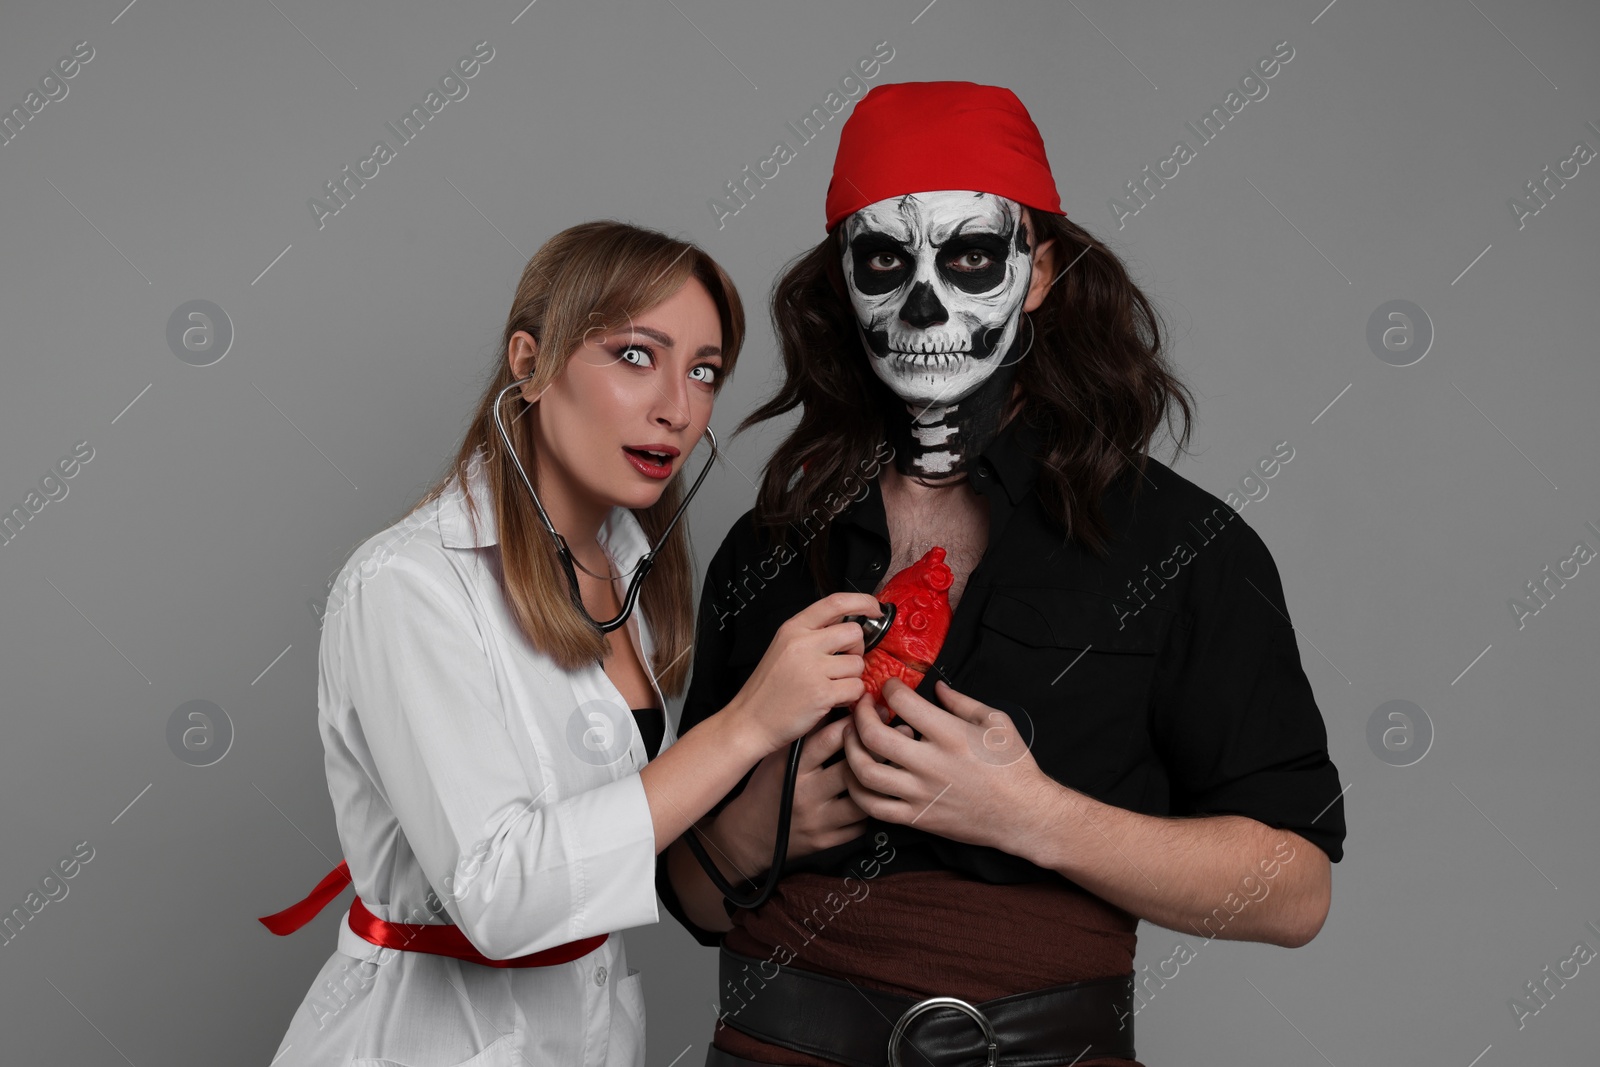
[617,344,653,367]
[868,253,902,272]
[690,365,718,385]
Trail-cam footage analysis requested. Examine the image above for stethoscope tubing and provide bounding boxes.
[491,376,719,634]
[682,602,893,910]
[492,373,894,911]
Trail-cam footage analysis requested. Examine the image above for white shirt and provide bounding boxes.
[268,451,678,1067]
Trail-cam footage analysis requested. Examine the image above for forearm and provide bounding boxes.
[639,696,771,854]
[663,816,748,935]
[1013,781,1330,947]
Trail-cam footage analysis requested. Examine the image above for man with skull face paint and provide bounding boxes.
[842,188,1038,482]
[660,82,1344,1067]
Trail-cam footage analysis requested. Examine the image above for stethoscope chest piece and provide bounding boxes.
[847,601,896,654]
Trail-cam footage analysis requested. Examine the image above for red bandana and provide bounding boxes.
[825,80,1067,233]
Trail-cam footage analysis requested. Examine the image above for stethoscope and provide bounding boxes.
[492,376,719,633]
[492,374,897,909]
[682,595,895,909]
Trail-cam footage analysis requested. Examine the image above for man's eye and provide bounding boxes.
[949,250,994,272]
[690,365,718,385]
[617,344,653,367]
[868,253,902,271]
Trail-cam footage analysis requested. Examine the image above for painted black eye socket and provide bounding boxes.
[939,236,1011,294]
[850,234,911,297]
[848,231,1016,296]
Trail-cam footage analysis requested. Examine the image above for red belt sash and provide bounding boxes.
[257,860,608,968]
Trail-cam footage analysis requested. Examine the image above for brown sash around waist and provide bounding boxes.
[715,868,1144,1067]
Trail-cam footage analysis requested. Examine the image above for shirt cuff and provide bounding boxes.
[552,772,661,940]
[1181,760,1346,864]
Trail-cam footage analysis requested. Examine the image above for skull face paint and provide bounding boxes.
[842,190,1033,407]
[841,189,1036,479]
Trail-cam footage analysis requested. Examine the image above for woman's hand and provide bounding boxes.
[714,713,913,877]
[728,592,884,753]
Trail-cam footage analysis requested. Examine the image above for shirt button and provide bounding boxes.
[975,467,989,478]
[868,562,883,572]
[594,966,608,986]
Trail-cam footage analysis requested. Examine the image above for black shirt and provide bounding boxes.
[658,415,1345,944]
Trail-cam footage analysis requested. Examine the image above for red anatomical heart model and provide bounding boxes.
[860,546,953,723]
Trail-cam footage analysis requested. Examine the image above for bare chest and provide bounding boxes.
[875,481,990,611]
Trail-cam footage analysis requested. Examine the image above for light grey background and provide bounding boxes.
[1,0,1596,1064]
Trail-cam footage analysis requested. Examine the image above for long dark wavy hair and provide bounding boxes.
[734,209,1195,591]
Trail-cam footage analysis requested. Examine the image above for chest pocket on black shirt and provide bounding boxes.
[965,583,1170,797]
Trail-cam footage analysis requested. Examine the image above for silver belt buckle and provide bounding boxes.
[887,995,999,1067]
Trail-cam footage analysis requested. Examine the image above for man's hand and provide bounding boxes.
[716,713,912,876]
[841,677,1056,850]
[840,676,1332,947]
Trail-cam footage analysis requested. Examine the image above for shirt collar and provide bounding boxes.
[833,413,1045,540]
[977,413,1046,506]
[436,449,653,573]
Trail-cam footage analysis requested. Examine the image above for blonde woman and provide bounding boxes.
[261,220,882,1067]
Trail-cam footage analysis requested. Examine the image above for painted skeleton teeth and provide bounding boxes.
[889,350,969,368]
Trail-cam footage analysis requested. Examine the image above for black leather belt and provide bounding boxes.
[710,945,1135,1067]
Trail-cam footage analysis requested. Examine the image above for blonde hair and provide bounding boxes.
[408,220,744,694]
